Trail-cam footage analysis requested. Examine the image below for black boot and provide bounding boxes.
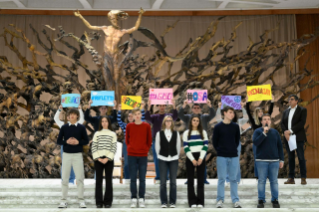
[257,200,264,208]
[272,200,280,208]
[96,204,103,208]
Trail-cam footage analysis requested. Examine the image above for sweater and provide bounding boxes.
[212,122,240,157]
[155,129,181,161]
[246,102,274,130]
[178,107,216,131]
[92,129,117,160]
[253,127,284,162]
[84,109,117,132]
[57,123,89,153]
[126,122,152,157]
[183,130,208,161]
[117,110,146,137]
[54,109,84,128]
[145,109,178,139]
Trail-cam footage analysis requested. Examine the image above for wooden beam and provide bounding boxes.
[1,8,319,16]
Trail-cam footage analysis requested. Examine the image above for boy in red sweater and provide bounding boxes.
[126,108,152,208]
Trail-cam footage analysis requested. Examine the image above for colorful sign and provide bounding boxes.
[90,91,114,106]
[221,95,242,110]
[247,84,272,102]
[61,93,80,108]
[121,95,142,110]
[149,88,173,105]
[187,89,208,104]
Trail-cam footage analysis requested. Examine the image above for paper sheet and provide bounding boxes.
[288,134,297,151]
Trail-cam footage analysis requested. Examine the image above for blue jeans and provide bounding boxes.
[61,145,75,183]
[122,142,130,179]
[152,140,169,180]
[253,144,258,178]
[217,156,239,203]
[128,156,148,199]
[226,143,241,183]
[256,161,279,202]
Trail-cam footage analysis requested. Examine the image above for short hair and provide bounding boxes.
[261,113,271,120]
[161,115,175,131]
[131,108,141,114]
[222,106,235,115]
[289,94,299,102]
[192,103,201,108]
[67,108,79,120]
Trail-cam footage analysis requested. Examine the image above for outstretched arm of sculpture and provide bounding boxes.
[124,8,145,34]
[74,10,101,31]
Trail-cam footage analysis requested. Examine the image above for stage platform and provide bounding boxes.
[0,178,318,211]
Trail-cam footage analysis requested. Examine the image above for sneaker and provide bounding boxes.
[225,182,230,187]
[191,204,197,208]
[130,198,137,208]
[96,204,103,208]
[272,200,280,208]
[58,202,67,208]
[204,180,210,184]
[79,202,87,208]
[185,181,188,185]
[104,205,111,208]
[216,200,223,208]
[234,201,242,208]
[257,200,264,208]
[197,204,204,208]
[161,204,167,208]
[170,203,176,208]
[125,179,131,184]
[68,182,75,187]
[155,180,160,185]
[139,198,145,208]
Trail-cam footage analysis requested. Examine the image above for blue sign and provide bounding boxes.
[90,91,115,106]
[61,93,81,108]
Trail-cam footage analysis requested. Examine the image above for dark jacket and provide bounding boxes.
[84,109,117,132]
[281,105,307,142]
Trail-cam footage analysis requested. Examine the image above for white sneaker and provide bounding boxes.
[161,203,167,208]
[58,202,67,208]
[125,179,131,184]
[191,204,197,208]
[155,180,160,185]
[170,203,176,208]
[225,182,230,187]
[234,201,242,208]
[79,202,86,208]
[197,204,204,208]
[68,182,75,187]
[131,198,137,208]
[139,198,145,208]
[216,200,223,208]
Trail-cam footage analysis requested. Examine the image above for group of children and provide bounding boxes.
[55,95,284,209]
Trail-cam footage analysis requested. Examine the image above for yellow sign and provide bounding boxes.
[247,84,272,102]
[121,95,142,110]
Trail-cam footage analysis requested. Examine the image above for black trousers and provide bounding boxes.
[186,152,206,207]
[94,160,114,206]
[285,141,307,178]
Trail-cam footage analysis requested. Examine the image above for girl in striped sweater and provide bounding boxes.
[183,114,209,208]
[92,116,117,208]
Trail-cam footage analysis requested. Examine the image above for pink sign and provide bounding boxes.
[149,88,173,105]
[187,89,208,104]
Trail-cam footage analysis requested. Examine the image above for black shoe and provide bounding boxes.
[272,200,280,208]
[104,205,111,208]
[96,204,103,208]
[257,200,264,208]
[184,181,188,185]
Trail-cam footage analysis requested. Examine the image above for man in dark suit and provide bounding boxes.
[281,94,307,185]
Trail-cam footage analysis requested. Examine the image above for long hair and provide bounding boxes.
[187,114,204,140]
[99,116,112,131]
[161,115,174,131]
[253,107,262,126]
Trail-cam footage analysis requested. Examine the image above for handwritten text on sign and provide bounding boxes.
[61,93,81,108]
[121,96,142,110]
[91,91,114,106]
[187,90,208,103]
[247,84,272,102]
[149,88,173,105]
[221,95,241,110]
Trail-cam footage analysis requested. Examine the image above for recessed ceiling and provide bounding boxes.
[0,0,318,10]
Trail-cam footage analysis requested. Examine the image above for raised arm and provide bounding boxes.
[123,8,145,34]
[54,106,64,128]
[78,106,85,125]
[215,102,223,123]
[203,99,216,122]
[74,10,102,31]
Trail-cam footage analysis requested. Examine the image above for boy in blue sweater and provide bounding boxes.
[253,113,284,208]
[213,106,241,208]
[57,109,89,208]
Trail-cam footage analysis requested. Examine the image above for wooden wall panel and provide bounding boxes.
[297,14,319,178]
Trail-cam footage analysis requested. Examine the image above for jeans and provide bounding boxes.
[186,152,205,207]
[253,144,258,178]
[94,160,114,205]
[216,156,239,203]
[285,141,307,178]
[122,142,130,179]
[128,156,148,199]
[158,159,178,204]
[61,146,75,183]
[226,143,241,183]
[256,161,279,202]
[152,140,169,180]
